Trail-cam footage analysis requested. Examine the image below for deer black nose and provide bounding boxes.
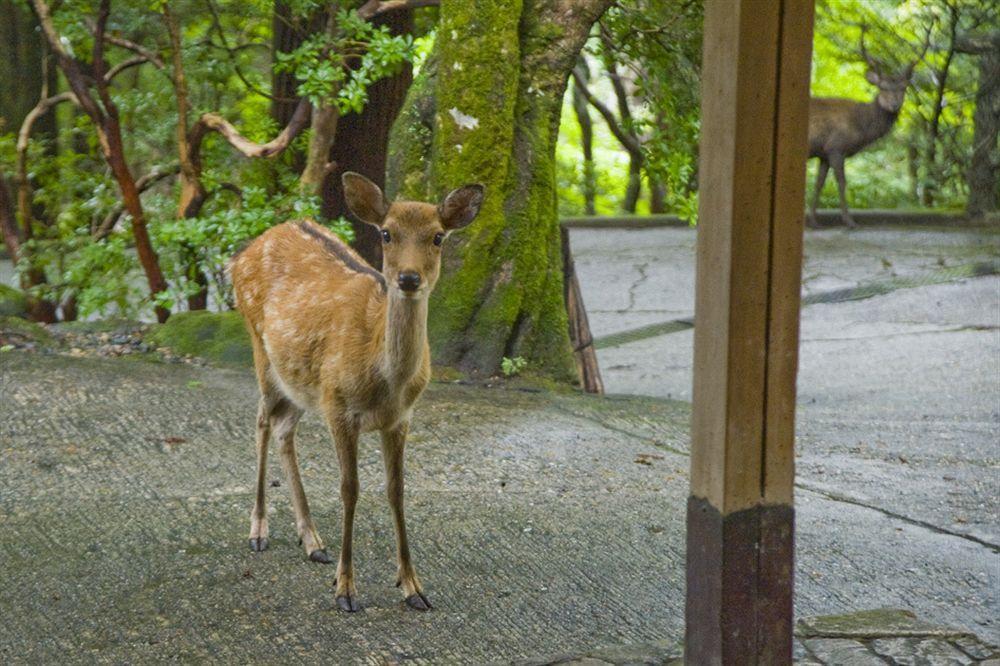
[397,272,421,292]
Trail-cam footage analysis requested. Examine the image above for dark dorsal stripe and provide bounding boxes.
[298,221,387,292]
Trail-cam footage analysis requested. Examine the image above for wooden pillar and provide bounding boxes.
[684,1,814,665]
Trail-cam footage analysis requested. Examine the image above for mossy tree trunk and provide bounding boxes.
[390,0,610,380]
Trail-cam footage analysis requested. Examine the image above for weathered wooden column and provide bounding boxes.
[684,1,814,664]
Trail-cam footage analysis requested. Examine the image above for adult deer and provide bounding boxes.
[807,27,930,228]
[230,173,484,612]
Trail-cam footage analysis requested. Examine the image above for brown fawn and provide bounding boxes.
[230,173,484,612]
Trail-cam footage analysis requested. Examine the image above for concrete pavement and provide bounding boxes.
[0,224,997,663]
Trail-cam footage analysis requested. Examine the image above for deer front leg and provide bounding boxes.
[829,153,857,228]
[808,159,829,229]
[273,401,332,564]
[330,416,361,612]
[381,423,431,611]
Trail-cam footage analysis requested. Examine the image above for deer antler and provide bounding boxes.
[858,25,882,76]
[905,21,935,80]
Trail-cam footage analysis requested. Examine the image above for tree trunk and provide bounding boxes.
[922,6,959,208]
[390,0,610,380]
[624,158,642,213]
[966,38,1000,217]
[571,62,596,216]
[323,9,414,268]
[1,0,59,322]
[907,140,920,202]
[650,181,667,214]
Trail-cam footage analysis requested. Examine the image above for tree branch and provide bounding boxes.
[356,0,439,20]
[571,67,643,157]
[188,97,312,161]
[94,165,180,239]
[30,0,107,126]
[88,22,166,69]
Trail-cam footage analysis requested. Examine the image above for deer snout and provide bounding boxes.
[397,271,422,292]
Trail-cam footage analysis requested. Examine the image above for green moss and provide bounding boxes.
[0,284,28,318]
[147,311,252,367]
[386,55,438,201]
[392,0,579,383]
[0,315,54,347]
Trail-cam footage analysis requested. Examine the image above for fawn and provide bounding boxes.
[230,172,484,612]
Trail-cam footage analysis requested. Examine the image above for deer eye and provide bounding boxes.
[433,232,444,247]
[381,229,391,243]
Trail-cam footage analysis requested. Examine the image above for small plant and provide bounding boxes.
[501,356,528,377]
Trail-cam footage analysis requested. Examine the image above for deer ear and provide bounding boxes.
[439,184,485,231]
[342,172,388,227]
[865,69,880,86]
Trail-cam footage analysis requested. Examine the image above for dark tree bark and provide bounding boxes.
[650,182,667,214]
[1,0,59,322]
[922,3,959,207]
[571,61,597,216]
[323,9,414,268]
[0,1,56,140]
[957,33,1000,217]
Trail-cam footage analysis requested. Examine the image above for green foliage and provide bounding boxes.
[274,8,415,113]
[2,0,410,321]
[555,0,986,218]
[500,356,527,377]
[0,284,28,318]
[557,0,702,221]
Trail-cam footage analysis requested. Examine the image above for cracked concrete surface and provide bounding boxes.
[0,225,997,662]
[573,224,999,639]
[0,351,997,663]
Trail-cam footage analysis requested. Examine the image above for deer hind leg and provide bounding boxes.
[381,423,431,611]
[829,154,856,228]
[247,331,277,551]
[249,387,281,552]
[329,414,362,612]
[272,401,332,564]
[808,159,829,228]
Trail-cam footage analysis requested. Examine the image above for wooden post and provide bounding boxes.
[562,226,604,394]
[685,1,814,664]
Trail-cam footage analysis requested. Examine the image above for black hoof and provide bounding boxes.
[309,548,333,564]
[248,537,268,552]
[405,593,432,611]
[336,595,360,613]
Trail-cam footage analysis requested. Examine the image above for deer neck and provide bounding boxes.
[380,291,428,383]
[866,97,900,141]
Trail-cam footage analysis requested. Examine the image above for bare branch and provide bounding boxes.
[89,23,165,69]
[94,165,180,239]
[204,0,289,101]
[571,67,643,157]
[103,55,143,81]
[30,0,107,125]
[905,20,936,79]
[188,97,312,160]
[356,0,439,20]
